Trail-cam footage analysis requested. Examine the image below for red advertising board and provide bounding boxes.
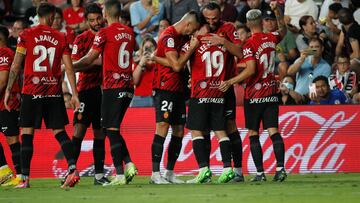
[1,105,359,178]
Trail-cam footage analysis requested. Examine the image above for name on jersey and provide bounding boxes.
[34,35,58,45]
[198,98,224,104]
[197,43,226,55]
[255,42,276,59]
[249,96,278,104]
[114,33,132,41]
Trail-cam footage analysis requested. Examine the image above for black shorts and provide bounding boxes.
[101,88,133,129]
[20,94,69,129]
[186,98,226,131]
[153,89,186,125]
[244,95,279,131]
[73,86,102,129]
[0,110,19,136]
[224,86,236,120]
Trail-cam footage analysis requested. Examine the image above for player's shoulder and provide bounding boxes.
[220,21,236,29]
[76,29,92,40]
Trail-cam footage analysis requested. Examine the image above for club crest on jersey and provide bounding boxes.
[167,38,175,48]
[113,73,121,79]
[255,83,262,90]
[200,81,207,89]
[32,76,40,84]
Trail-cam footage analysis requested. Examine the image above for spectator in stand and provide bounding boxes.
[278,75,304,105]
[237,0,271,25]
[197,0,210,10]
[262,8,298,80]
[25,0,47,26]
[309,75,348,104]
[284,0,318,31]
[131,35,157,107]
[8,19,28,51]
[288,37,331,98]
[329,54,360,103]
[63,0,86,33]
[154,18,170,42]
[296,15,334,64]
[163,0,200,25]
[353,0,360,24]
[216,0,238,22]
[52,7,76,48]
[321,3,343,43]
[336,8,360,71]
[130,0,164,46]
[319,0,350,20]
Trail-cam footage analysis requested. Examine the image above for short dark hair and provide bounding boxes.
[0,25,9,39]
[329,3,342,13]
[202,2,221,12]
[338,8,354,25]
[120,9,130,22]
[55,7,63,18]
[187,10,201,24]
[37,3,56,18]
[337,53,350,61]
[313,75,329,86]
[105,0,122,18]
[84,3,102,19]
[236,24,250,33]
[309,37,323,47]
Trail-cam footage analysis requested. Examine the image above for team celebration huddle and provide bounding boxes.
[0,0,289,188]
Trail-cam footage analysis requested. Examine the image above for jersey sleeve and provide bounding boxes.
[71,35,84,60]
[16,29,28,55]
[270,31,282,44]
[226,24,241,45]
[92,29,106,52]
[161,34,177,53]
[0,50,13,71]
[242,41,255,62]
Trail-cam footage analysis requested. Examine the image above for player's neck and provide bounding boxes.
[39,18,52,27]
[107,18,120,25]
[251,27,263,34]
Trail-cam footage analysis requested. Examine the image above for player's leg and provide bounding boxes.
[101,89,134,186]
[186,99,212,184]
[163,93,186,183]
[224,89,244,181]
[15,94,42,188]
[244,100,266,182]
[0,110,22,186]
[264,102,286,182]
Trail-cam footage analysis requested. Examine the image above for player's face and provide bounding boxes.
[202,8,221,32]
[12,21,25,38]
[237,28,250,41]
[315,80,329,98]
[87,13,103,32]
[337,57,350,74]
[262,18,277,32]
[185,21,200,35]
[71,0,81,7]
[52,13,63,30]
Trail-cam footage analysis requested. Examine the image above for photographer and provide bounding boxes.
[131,35,157,107]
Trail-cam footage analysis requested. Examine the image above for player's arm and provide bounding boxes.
[63,54,80,110]
[219,59,256,92]
[0,70,8,93]
[163,37,199,72]
[201,34,243,58]
[4,52,24,111]
[72,49,101,72]
[271,1,286,40]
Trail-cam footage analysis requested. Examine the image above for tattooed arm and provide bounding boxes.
[4,52,24,111]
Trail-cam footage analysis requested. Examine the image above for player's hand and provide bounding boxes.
[4,89,11,112]
[201,34,225,46]
[71,94,81,112]
[270,1,277,11]
[219,80,232,92]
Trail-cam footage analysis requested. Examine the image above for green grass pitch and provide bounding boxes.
[1,173,359,203]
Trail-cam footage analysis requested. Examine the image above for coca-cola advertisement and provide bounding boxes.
[1,105,359,178]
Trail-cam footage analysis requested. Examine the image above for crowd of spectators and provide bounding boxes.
[0,0,359,106]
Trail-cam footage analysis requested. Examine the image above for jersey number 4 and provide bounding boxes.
[201,51,224,77]
[33,45,55,72]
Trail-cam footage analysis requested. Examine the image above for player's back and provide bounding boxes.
[242,31,281,99]
[17,24,70,96]
[153,26,188,93]
[92,23,135,90]
[188,34,229,98]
